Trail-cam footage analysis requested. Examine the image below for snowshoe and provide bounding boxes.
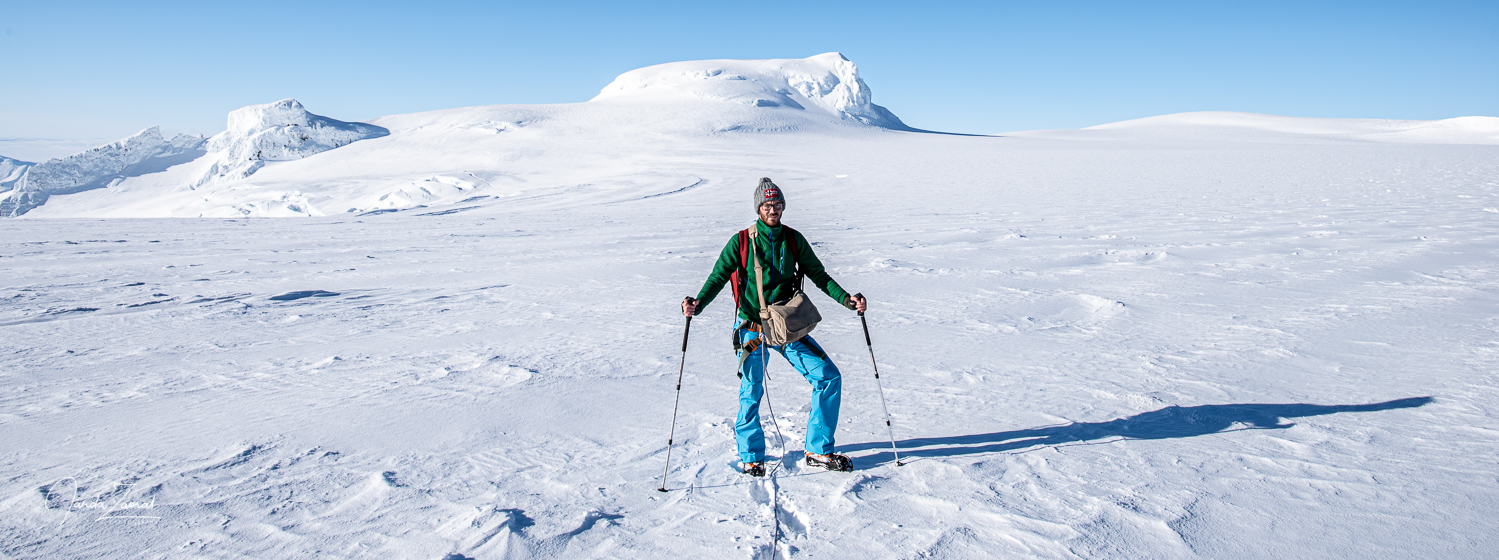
[742,462,766,477]
[804,453,853,472]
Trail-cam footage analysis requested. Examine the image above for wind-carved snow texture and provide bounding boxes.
[194,98,389,188]
[0,128,204,216]
[592,52,910,130]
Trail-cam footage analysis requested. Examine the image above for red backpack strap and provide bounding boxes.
[784,226,805,292]
[730,228,750,311]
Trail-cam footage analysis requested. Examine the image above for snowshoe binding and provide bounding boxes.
[742,462,766,477]
[804,453,853,472]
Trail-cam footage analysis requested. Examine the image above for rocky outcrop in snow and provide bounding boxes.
[591,52,910,130]
[195,99,388,187]
[2,128,204,216]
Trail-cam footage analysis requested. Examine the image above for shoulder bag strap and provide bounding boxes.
[749,228,770,321]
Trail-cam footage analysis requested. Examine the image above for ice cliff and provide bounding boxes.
[2,128,204,216]
[591,52,910,130]
[195,99,388,187]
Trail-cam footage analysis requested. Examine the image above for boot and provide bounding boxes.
[804,452,852,472]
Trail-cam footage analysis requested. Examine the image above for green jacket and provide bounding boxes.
[695,219,852,322]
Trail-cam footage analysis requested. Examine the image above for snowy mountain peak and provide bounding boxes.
[225,98,316,135]
[591,52,909,129]
[197,99,388,186]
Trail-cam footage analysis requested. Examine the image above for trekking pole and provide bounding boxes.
[657,315,692,492]
[859,305,903,466]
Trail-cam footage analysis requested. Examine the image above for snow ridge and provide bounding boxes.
[1082,111,1499,144]
[0,156,31,191]
[195,99,389,187]
[591,52,910,130]
[1,128,204,217]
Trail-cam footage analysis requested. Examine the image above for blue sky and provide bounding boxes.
[1,0,1495,159]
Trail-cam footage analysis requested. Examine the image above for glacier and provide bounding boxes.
[3,53,914,218]
[13,53,1499,219]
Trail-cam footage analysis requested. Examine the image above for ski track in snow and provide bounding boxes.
[2,129,1499,558]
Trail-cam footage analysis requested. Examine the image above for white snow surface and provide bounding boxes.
[3,55,1499,559]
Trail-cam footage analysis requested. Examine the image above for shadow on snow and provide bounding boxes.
[844,396,1434,464]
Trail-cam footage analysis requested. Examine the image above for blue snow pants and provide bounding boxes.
[735,325,842,463]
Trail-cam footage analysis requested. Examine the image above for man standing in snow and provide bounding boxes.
[682,177,867,476]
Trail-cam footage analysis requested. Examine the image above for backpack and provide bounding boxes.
[730,225,804,317]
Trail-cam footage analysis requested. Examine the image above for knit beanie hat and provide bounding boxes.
[754,177,785,211]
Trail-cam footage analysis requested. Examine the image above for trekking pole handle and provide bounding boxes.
[682,315,692,352]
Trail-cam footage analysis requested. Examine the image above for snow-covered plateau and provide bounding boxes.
[2,53,1498,559]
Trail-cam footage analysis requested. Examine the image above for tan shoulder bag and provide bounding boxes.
[749,227,822,346]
